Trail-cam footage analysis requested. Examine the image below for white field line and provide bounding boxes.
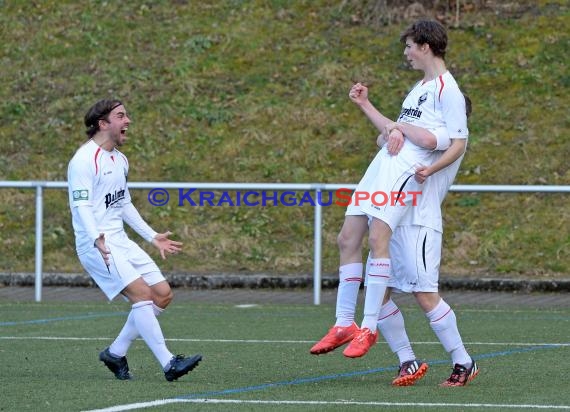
[450,308,570,313]
[83,398,570,412]
[0,336,568,346]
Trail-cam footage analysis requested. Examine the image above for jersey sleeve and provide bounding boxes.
[431,126,451,151]
[68,155,95,208]
[122,201,157,243]
[68,155,99,244]
[75,205,100,245]
[440,84,469,140]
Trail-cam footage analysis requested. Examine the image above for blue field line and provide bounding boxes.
[176,344,563,401]
[0,312,128,327]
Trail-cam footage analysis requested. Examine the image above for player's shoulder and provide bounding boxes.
[69,140,104,174]
[70,139,96,162]
[440,71,462,91]
[113,148,129,166]
[438,71,464,101]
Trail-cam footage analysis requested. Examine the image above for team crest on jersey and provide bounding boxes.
[417,92,428,106]
[72,189,89,201]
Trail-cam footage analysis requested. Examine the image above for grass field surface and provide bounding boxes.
[1,297,569,411]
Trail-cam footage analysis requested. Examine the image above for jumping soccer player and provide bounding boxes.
[311,19,469,361]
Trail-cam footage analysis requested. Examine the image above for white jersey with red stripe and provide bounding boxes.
[384,71,467,166]
[398,74,470,232]
[399,71,468,136]
[68,139,131,254]
[353,71,468,229]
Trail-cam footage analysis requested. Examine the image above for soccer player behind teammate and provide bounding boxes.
[378,104,479,387]
[310,19,469,360]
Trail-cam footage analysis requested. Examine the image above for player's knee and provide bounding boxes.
[153,288,174,308]
[337,230,358,253]
[162,289,174,308]
[414,292,441,312]
[130,290,153,303]
[367,232,390,255]
[123,279,154,303]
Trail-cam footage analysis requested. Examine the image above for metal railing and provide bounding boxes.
[1,180,569,304]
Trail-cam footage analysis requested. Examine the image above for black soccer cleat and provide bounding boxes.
[392,359,429,386]
[99,347,132,380]
[440,358,479,387]
[164,354,203,382]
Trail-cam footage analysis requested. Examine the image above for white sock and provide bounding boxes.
[426,299,471,367]
[153,303,164,317]
[131,300,173,369]
[109,311,138,357]
[335,263,363,327]
[109,303,165,357]
[377,299,416,364]
[363,253,371,287]
[361,258,390,331]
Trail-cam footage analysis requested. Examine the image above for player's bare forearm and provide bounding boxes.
[426,138,467,175]
[348,83,393,133]
[390,122,437,150]
[357,100,393,133]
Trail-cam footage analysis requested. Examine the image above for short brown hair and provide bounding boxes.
[400,19,447,59]
[84,99,123,139]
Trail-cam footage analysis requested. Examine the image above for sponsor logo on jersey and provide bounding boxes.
[104,189,125,209]
[398,106,422,121]
[72,189,89,201]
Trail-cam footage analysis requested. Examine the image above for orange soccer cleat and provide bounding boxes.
[342,328,378,358]
[310,322,360,355]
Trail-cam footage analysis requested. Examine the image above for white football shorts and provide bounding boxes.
[388,225,442,293]
[77,233,165,300]
[345,150,423,232]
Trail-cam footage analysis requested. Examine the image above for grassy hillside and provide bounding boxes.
[0,0,568,279]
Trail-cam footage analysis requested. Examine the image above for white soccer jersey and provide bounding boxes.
[384,70,468,170]
[398,119,467,232]
[400,151,465,232]
[385,71,468,164]
[68,139,131,254]
[354,71,468,230]
[398,71,468,141]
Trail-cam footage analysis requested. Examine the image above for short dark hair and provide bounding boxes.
[84,99,123,139]
[400,19,447,59]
